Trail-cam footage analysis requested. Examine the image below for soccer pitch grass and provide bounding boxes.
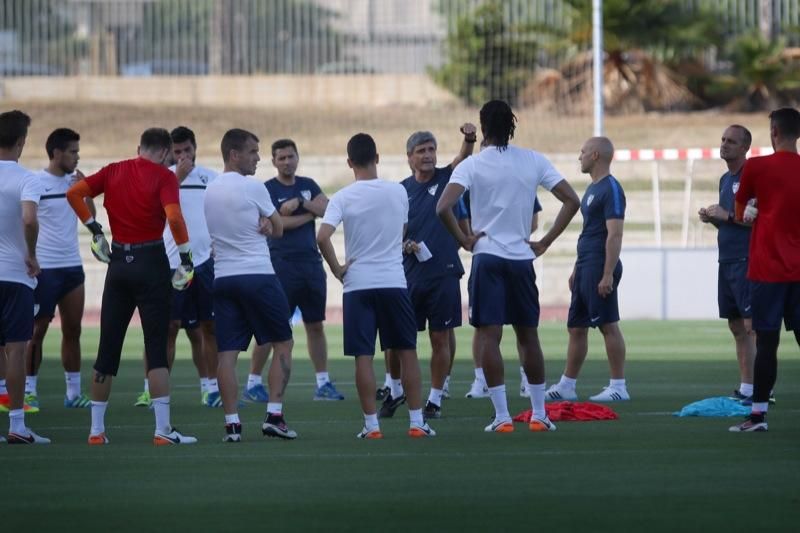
[2,321,798,532]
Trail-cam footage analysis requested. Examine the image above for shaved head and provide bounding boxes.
[579,136,615,176]
[585,136,614,161]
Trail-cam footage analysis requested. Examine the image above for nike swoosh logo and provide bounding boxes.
[591,316,600,322]
[44,187,54,192]
[444,319,452,326]
[156,433,181,444]
[278,197,288,202]
[744,306,751,312]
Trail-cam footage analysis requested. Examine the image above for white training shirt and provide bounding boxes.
[204,171,276,279]
[0,161,42,288]
[450,144,564,260]
[164,164,218,269]
[321,178,408,292]
[35,170,82,269]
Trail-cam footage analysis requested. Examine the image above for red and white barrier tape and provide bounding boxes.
[614,147,774,161]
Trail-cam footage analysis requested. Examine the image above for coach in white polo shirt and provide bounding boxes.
[204,128,296,443]
[437,100,580,434]
[317,132,435,440]
[24,128,95,411]
[0,110,50,444]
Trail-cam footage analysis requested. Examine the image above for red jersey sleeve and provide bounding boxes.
[158,167,180,207]
[84,164,112,197]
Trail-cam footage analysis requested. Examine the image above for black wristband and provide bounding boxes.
[464,135,477,144]
[86,221,103,236]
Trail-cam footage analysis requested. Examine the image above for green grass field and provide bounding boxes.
[2,321,799,531]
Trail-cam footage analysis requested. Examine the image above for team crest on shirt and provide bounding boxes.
[199,174,208,185]
[301,190,312,201]
[732,182,739,194]
[586,194,595,206]
[428,184,439,196]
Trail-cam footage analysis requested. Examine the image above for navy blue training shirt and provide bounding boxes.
[401,166,468,284]
[717,170,751,263]
[264,176,323,262]
[576,175,626,265]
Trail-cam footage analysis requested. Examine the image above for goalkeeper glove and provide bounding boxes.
[172,249,194,290]
[743,199,758,224]
[85,221,111,263]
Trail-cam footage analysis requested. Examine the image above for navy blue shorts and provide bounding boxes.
[751,281,800,332]
[343,288,417,356]
[718,261,752,320]
[567,261,622,328]
[468,254,539,327]
[408,276,462,331]
[34,266,85,319]
[0,281,34,344]
[170,258,215,329]
[213,274,292,352]
[273,258,326,323]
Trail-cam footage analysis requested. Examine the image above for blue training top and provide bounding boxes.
[264,176,323,262]
[717,170,750,263]
[576,175,626,265]
[401,166,468,284]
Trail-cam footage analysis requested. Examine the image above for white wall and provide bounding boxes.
[619,248,719,320]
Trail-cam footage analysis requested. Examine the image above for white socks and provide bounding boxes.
[207,378,219,394]
[9,408,25,434]
[90,401,108,435]
[427,388,443,407]
[152,396,171,433]
[739,382,753,397]
[383,373,392,389]
[527,383,546,420]
[143,379,149,393]
[267,402,282,415]
[474,368,486,383]
[25,375,38,395]
[390,379,404,399]
[610,378,627,390]
[247,373,262,390]
[364,412,379,431]
[65,372,81,400]
[0,379,7,394]
[409,408,424,427]
[558,375,577,389]
[315,372,330,389]
[225,413,240,425]
[201,377,210,394]
[488,385,510,421]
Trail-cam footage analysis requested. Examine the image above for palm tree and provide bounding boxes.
[522,0,721,113]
